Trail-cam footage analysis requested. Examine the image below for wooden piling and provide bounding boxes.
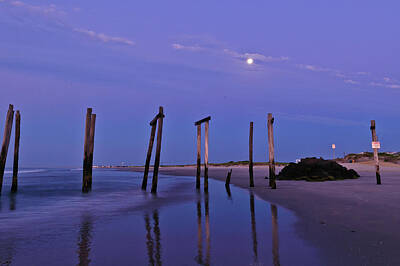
[87,114,96,189]
[267,113,276,189]
[151,107,164,194]
[0,104,14,194]
[82,108,92,192]
[370,120,381,185]
[196,125,201,190]
[204,120,209,192]
[249,122,254,187]
[11,111,20,193]
[142,123,157,190]
[225,169,232,187]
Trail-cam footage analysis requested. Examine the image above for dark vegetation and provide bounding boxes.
[277,157,359,182]
[339,152,400,164]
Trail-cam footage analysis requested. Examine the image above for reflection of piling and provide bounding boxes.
[250,193,258,263]
[144,210,162,266]
[11,111,20,193]
[196,200,203,264]
[153,210,162,266]
[204,193,210,266]
[144,214,155,266]
[9,193,16,211]
[77,216,93,266]
[370,120,381,185]
[151,107,164,194]
[267,113,276,189]
[249,122,254,187]
[270,204,280,266]
[0,104,14,194]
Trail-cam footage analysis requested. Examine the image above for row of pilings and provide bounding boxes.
[0,104,383,194]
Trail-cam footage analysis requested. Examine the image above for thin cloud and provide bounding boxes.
[344,79,359,85]
[74,28,135,46]
[8,0,66,16]
[278,112,364,126]
[224,49,289,63]
[171,43,204,51]
[370,82,400,89]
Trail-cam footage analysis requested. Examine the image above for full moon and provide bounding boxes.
[246,58,254,65]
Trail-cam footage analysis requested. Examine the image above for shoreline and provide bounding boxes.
[115,163,400,265]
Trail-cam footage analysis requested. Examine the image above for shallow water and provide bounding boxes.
[0,169,320,265]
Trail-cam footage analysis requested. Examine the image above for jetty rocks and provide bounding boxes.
[277,157,360,181]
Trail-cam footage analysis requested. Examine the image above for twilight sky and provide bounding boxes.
[1,0,400,167]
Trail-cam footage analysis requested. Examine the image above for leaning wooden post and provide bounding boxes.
[82,108,92,192]
[204,120,209,192]
[370,120,381,185]
[151,107,164,194]
[196,125,201,190]
[11,111,20,193]
[87,114,96,189]
[0,104,14,194]
[267,113,276,189]
[142,122,157,191]
[249,122,254,187]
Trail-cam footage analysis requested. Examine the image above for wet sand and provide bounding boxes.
[123,163,400,265]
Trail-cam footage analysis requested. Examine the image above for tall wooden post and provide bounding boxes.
[82,108,92,192]
[11,111,20,193]
[267,113,276,189]
[370,120,381,185]
[249,122,254,187]
[151,107,164,194]
[87,114,96,189]
[196,125,201,190]
[204,121,209,192]
[142,123,157,190]
[0,104,14,194]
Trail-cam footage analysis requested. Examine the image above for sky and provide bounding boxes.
[1,0,400,167]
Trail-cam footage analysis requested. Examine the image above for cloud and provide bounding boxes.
[8,0,66,17]
[277,112,364,126]
[171,43,204,51]
[73,28,135,46]
[370,82,400,89]
[344,79,359,85]
[223,49,289,63]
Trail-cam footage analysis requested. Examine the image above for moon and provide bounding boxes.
[246,58,254,65]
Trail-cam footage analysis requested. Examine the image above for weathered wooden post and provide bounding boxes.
[11,111,20,193]
[142,119,157,190]
[194,116,211,192]
[249,122,254,187]
[87,114,96,189]
[267,113,276,189]
[204,120,209,192]
[196,125,201,190]
[225,169,232,187]
[82,108,92,192]
[271,204,280,266]
[151,106,164,194]
[0,104,14,194]
[370,120,381,185]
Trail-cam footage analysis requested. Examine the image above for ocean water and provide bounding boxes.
[0,169,320,265]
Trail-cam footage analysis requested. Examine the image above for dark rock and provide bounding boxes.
[277,157,359,182]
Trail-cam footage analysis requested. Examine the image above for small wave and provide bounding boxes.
[70,168,83,171]
[4,169,46,174]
